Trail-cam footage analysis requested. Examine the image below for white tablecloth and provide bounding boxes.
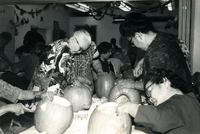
[20,96,152,134]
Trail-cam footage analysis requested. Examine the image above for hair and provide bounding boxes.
[144,68,197,95]
[0,32,12,41]
[119,12,157,38]
[97,42,112,54]
[72,29,92,49]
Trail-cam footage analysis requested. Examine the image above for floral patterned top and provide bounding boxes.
[28,39,76,91]
[143,32,192,83]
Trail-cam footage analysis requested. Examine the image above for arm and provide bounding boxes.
[0,103,27,116]
[18,90,43,100]
[115,79,144,91]
[0,51,13,67]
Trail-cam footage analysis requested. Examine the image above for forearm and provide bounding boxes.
[0,105,11,116]
[0,52,13,66]
[18,90,42,100]
[134,81,144,91]
[92,59,103,73]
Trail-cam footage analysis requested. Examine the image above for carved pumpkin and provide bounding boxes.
[87,102,132,134]
[108,84,141,104]
[34,96,73,134]
[95,73,115,98]
[63,84,92,112]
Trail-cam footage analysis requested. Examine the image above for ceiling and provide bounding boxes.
[0,0,178,17]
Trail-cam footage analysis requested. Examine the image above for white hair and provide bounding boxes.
[72,29,92,49]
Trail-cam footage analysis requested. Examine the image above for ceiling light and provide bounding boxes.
[167,1,175,11]
[65,3,90,12]
[115,1,131,12]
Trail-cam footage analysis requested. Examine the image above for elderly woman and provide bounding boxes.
[28,29,102,93]
[117,68,200,134]
[116,12,193,93]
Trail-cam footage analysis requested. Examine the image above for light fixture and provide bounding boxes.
[167,1,175,11]
[115,1,131,12]
[65,3,90,12]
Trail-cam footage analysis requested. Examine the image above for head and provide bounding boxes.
[119,12,157,50]
[0,32,12,46]
[144,68,192,106]
[68,29,92,54]
[31,42,46,57]
[110,38,116,45]
[97,42,112,60]
[112,47,122,59]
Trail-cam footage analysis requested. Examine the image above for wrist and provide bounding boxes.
[132,82,135,89]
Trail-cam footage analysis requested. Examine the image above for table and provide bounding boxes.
[20,96,152,134]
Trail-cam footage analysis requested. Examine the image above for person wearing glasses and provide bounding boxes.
[116,12,193,94]
[28,29,102,93]
[116,68,200,134]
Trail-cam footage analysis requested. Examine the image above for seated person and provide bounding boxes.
[117,68,200,134]
[0,42,46,90]
[0,32,13,71]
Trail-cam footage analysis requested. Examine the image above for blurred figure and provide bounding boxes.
[0,32,13,71]
[15,25,45,57]
[0,42,46,90]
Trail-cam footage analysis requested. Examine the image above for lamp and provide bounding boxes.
[115,1,131,12]
[166,1,175,11]
[65,3,90,12]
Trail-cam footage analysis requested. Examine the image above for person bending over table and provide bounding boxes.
[116,68,200,134]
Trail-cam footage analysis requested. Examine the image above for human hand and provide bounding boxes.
[8,103,33,116]
[116,102,139,117]
[77,76,91,85]
[133,66,143,78]
[41,91,54,101]
[115,79,134,89]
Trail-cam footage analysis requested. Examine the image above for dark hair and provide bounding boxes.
[144,68,197,95]
[97,42,112,54]
[1,32,12,41]
[119,12,157,38]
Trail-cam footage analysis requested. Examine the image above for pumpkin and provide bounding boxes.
[108,83,141,104]
[34,96,73,134]
[63,84,92,112]
[87,102,132,134]
[95,73,115,98]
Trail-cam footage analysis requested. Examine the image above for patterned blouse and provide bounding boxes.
[74,42,99,82]
[143,32,192,84]
[28,39,76,91]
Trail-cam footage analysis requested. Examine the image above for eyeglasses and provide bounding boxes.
[74,37,85,52]
[145,82,157,105]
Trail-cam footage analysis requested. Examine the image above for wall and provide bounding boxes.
[0,5,15,62]
[69,9,178,53]
[190,0,200,73]
[13,4,70,61]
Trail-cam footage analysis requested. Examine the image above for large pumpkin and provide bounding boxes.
[34,96,73,134]
[95,73,115,98]
[63,84,92,112]
[108,84,141,104]
[87,102,132,134]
